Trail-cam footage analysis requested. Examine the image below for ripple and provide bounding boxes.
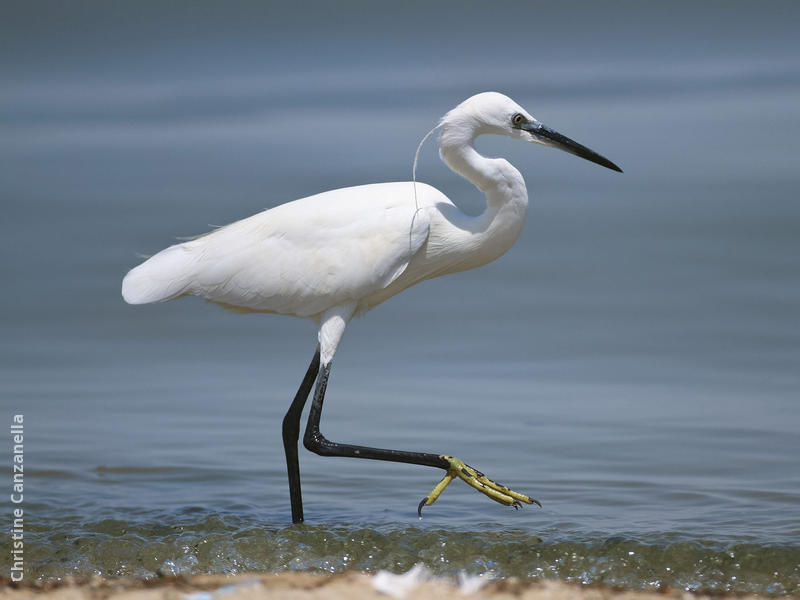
[5,512,798,594]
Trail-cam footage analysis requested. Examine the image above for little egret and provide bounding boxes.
[122,92,621,523]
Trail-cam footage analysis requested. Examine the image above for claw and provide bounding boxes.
[420,455,540,513]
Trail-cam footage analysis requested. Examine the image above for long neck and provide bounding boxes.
[439,127,528,211]
[440,139,499,193]
[434,125,529,269]
[439,123,528,212]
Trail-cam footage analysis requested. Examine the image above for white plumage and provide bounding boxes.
[123,91,621,364]
[123,93,542,360]
[123,182,437,316]
[122,92,621,521]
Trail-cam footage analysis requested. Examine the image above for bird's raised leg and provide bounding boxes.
[302,360,539,517]
[419,456,541,516]
[282,348,321,524]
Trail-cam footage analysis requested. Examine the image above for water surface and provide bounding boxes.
[1,1,799,594]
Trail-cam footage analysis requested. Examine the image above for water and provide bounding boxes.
[2,0,799,594]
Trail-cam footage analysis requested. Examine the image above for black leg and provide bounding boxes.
[300,360,539,518]
[303,361,449,469]
[282,348,321,524]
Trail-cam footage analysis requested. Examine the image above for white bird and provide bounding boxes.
[122,91,621,523]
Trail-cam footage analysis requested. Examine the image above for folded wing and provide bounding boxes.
[122,182,433,318]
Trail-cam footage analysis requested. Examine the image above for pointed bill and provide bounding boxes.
[521,121,622,172]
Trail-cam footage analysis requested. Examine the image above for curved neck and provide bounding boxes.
[439,126,528,212]
[432,125,529,271]
[440,137,497,193]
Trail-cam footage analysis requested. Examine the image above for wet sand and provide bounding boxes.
[0,573,765,600]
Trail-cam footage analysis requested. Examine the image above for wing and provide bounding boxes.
[122,182,436,317]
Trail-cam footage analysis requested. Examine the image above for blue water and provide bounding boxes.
[1,0,799,593]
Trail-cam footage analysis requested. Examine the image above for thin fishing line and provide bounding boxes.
[408,122,443,254]
[412,122,442,212]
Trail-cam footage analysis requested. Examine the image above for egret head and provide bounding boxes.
[443,92,622,173]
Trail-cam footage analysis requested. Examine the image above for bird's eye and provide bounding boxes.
[512,113,525,127]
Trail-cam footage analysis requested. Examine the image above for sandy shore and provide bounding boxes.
[0,573,766,600]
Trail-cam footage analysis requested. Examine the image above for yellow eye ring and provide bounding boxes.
[512,113,524,127]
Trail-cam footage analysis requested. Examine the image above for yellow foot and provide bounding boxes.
[417,455,541,516]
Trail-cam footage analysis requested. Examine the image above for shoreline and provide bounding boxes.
[0,572,768,600]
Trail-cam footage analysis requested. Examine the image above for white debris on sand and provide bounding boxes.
[371,564,490,598]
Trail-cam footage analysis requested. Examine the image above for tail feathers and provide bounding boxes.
[122,244,196,304]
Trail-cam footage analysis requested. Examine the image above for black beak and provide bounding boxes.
[521,121,622,173]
